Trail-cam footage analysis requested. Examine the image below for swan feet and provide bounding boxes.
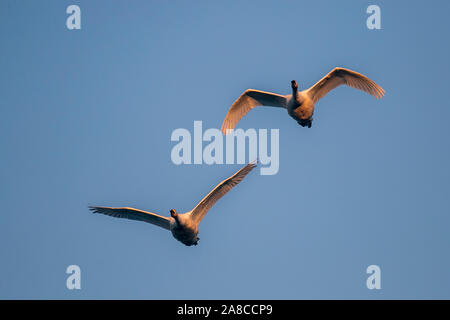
[297,118,313,128]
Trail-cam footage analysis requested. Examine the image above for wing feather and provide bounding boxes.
[306,67,385,103]
[221,90,287,134]
[89,206,171,230]
[190,162,257,224]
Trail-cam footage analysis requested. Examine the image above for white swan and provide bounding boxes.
[89,162,256,246]
[221,67,385,132]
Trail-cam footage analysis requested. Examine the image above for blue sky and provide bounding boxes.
[1,0,450,299]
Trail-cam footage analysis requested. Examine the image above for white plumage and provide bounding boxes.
[221,67,385,132]
[90,162,256,246]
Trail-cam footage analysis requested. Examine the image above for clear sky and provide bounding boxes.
[1,0,449,299]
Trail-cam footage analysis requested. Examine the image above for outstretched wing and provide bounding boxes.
[221,89,287,134]
[190,162,257,224]
[89,206,171,230]
[306,67,385,103]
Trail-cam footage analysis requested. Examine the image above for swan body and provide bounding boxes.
[169,210,199,246]
[89,162,256,246]
[221,67,385,133]
[286,89,315,128]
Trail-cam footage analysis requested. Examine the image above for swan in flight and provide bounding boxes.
[89,162,256,246]
[221,67,385,132]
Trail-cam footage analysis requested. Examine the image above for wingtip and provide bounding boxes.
[249,159,258,167]
[88,205,99,213]
[221,126,234,136]
[376,89,385,100]
[244,161,258,173]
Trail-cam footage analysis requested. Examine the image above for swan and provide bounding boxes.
[221,67,385,132]
[89,162,256,246]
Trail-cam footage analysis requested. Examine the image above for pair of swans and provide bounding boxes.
[91,67,384,246]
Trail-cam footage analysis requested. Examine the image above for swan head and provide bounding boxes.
[291,80,298,90]
[170,209,178,218]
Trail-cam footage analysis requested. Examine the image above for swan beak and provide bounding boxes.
[170,209,178,218]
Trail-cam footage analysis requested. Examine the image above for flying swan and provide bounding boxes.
[89,162,256,246]
[221,67,385,132]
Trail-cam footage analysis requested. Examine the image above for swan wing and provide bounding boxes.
[221,89,287,134]
[190,162,257,224]
[89,206,171,230]
[306,67,385,103]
